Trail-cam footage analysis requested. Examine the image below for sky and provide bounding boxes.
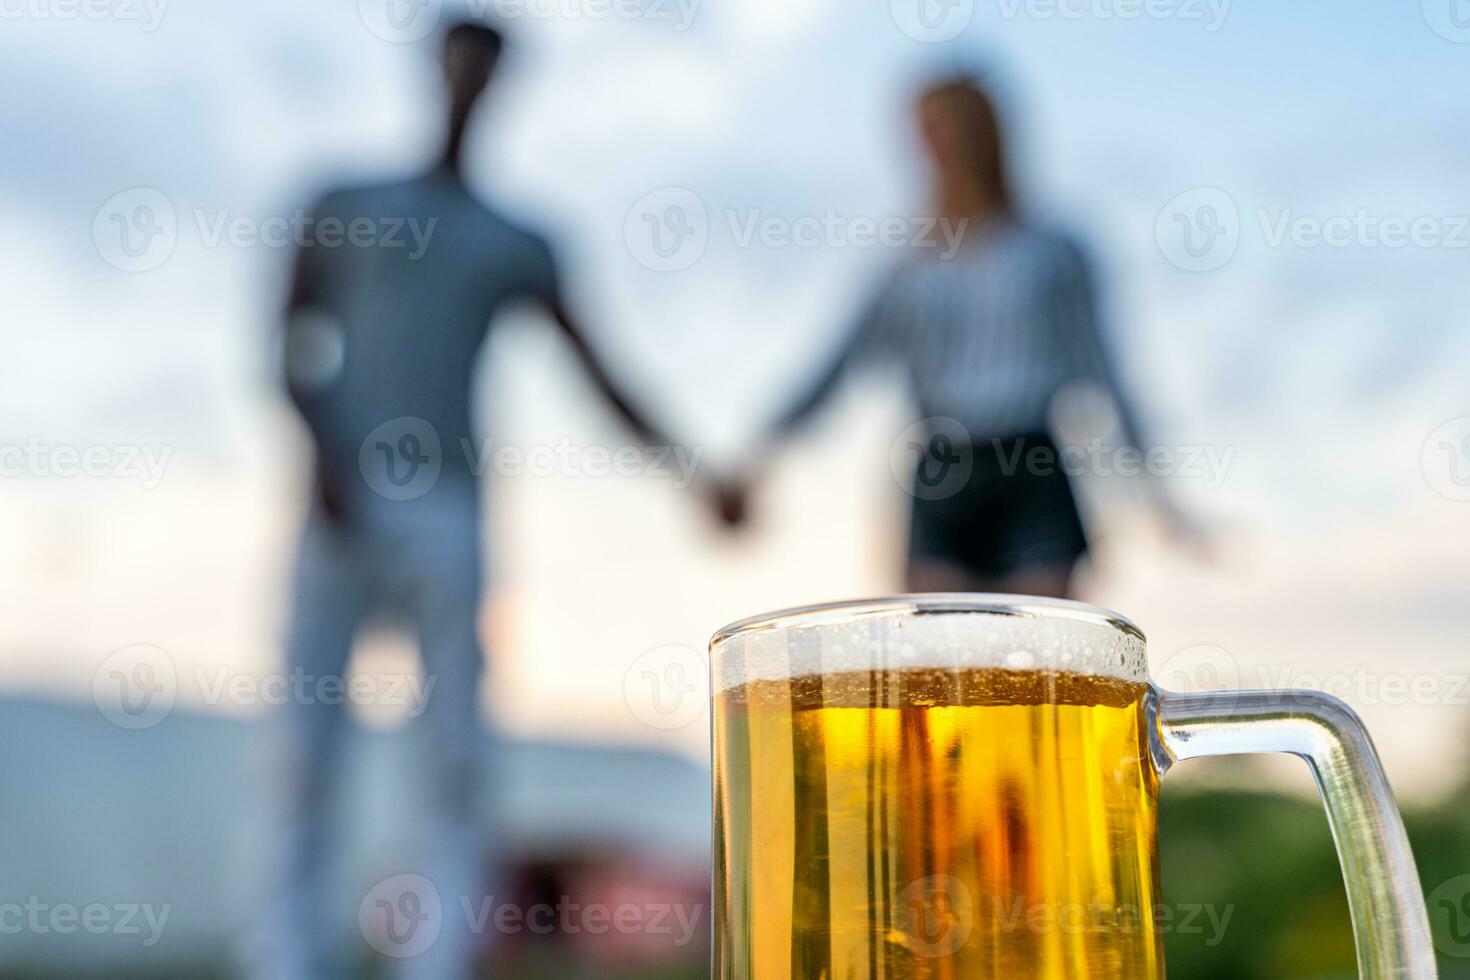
[2,0,1469,798]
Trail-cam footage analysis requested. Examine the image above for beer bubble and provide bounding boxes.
[1005,650,1036,670]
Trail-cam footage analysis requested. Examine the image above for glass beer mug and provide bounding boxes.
[710,596,1436,978]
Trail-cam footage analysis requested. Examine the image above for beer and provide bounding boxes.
[712,665,1163,978]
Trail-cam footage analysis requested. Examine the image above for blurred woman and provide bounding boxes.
[755,74,1161,598]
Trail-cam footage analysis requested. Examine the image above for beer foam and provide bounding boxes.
[711,597,1147,692]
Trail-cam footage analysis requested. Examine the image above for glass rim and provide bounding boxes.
[710,593,1145,648]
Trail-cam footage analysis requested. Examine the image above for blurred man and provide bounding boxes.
[254,22,711,980]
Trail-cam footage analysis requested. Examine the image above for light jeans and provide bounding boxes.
[249,479,490,980]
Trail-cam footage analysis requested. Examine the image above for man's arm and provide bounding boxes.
[544,297,751,524]
[526,235,747,524]
[282,239,322,409]
[280,198,351,523]
[545,298,674,449]
[522,234,684,450]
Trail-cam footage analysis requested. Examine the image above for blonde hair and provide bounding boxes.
[920,76,1014,223]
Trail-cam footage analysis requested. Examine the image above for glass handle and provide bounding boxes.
[1154,688,1437,979]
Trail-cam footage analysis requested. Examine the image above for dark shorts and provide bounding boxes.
[907,432,1088,580]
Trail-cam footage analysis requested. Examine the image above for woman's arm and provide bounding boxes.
[766,268,909,443]
[1047,237,1210,549]
[1046,238,1148,452]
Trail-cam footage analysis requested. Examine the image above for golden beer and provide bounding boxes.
[712,665,1163,979]
[711,596,1440,979]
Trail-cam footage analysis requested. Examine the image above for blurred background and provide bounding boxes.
[3,0,1470,976]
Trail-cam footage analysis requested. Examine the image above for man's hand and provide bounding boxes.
[315,460,351,527]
